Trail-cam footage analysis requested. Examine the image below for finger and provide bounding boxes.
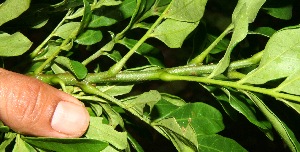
[0,68,90,138]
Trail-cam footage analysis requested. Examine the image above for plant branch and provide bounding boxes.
[30,10,73,58]
[81,40,116,66]
[159,73,300,102]
[33,24,81,74]
[34,51,262,84]
[106,4,171,77]
[78,83,151,124]
[188,24,234,65]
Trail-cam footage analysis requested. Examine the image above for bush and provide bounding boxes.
[0,0,299,151]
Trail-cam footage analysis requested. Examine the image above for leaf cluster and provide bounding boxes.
[0,0,299,151]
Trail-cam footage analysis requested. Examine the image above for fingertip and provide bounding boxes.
[51,101,90,137]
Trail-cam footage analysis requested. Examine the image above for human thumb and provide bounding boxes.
[0,68,90,138]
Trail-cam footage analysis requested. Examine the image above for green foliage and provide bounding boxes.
[0,0,300,151]
[0,32,32,56]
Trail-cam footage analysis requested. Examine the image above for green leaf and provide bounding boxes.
[96,84,133,97]
[206,34,230,54]
[151,19,199,48]
[166,103,225,136]
[0,0,30,26]
[198,134,247,152]
[104,50,122,63]
[165,0,208,22]
[119,37,165,67]
[251,27,277,37]
[54,22,81,39]
[222,88,274,140]
[13,135,36,152]
[243,91,300,152]
[239,27,300,84]
[153,118,198,152]
[101,145,120,152]
[275,69,300,96]
[202,85,240,120]
[150,93,185,121]
[116,0,137,19]
[278,98,300,116]
[208,17,246,78]
[79,0,93,31]
[263,5,293,20]
[34,44,59,61]
[54,56,88,79]
[75,30,103,45]
[232,0,266,23]
[0,32,32,57]
[100,103,124,128]
[94,0,123,8]
[90,103,103,117]
[0,121,9,133]
[209,0,266,78]
[88,15,117,27]
[85,117,128,150]
[123,90,161,116]
[0,132,16,151]
[23,137,108,152]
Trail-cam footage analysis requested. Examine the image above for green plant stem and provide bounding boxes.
[34,51,262,84]
[159,73,300,102]
[188,24,234,65]
[228,50,263,71]
[33,27,79,74]
[81,40,115,65]
[30,10,73,58]
[106,4,171,77]
[78,83,151,124]
[82,0,143,66]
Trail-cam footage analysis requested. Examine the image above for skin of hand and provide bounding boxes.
[0,68,90,138]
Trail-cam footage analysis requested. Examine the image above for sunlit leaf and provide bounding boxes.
[239,27,300,84]
[13,135,36,152]
[54,22,81,39]
[209,0,266,78]
[151,19,198,48]
[94,0,122,8]
[275,69,300,96]
[96,84,133,97]
[232,0,266,23]
[0,0,30,26]
[75,30,103,45]
[165,0,208,22]
[54,56,88,79]
[85,117,128,150]
[0,32,32,57]
[88,15,117,27]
